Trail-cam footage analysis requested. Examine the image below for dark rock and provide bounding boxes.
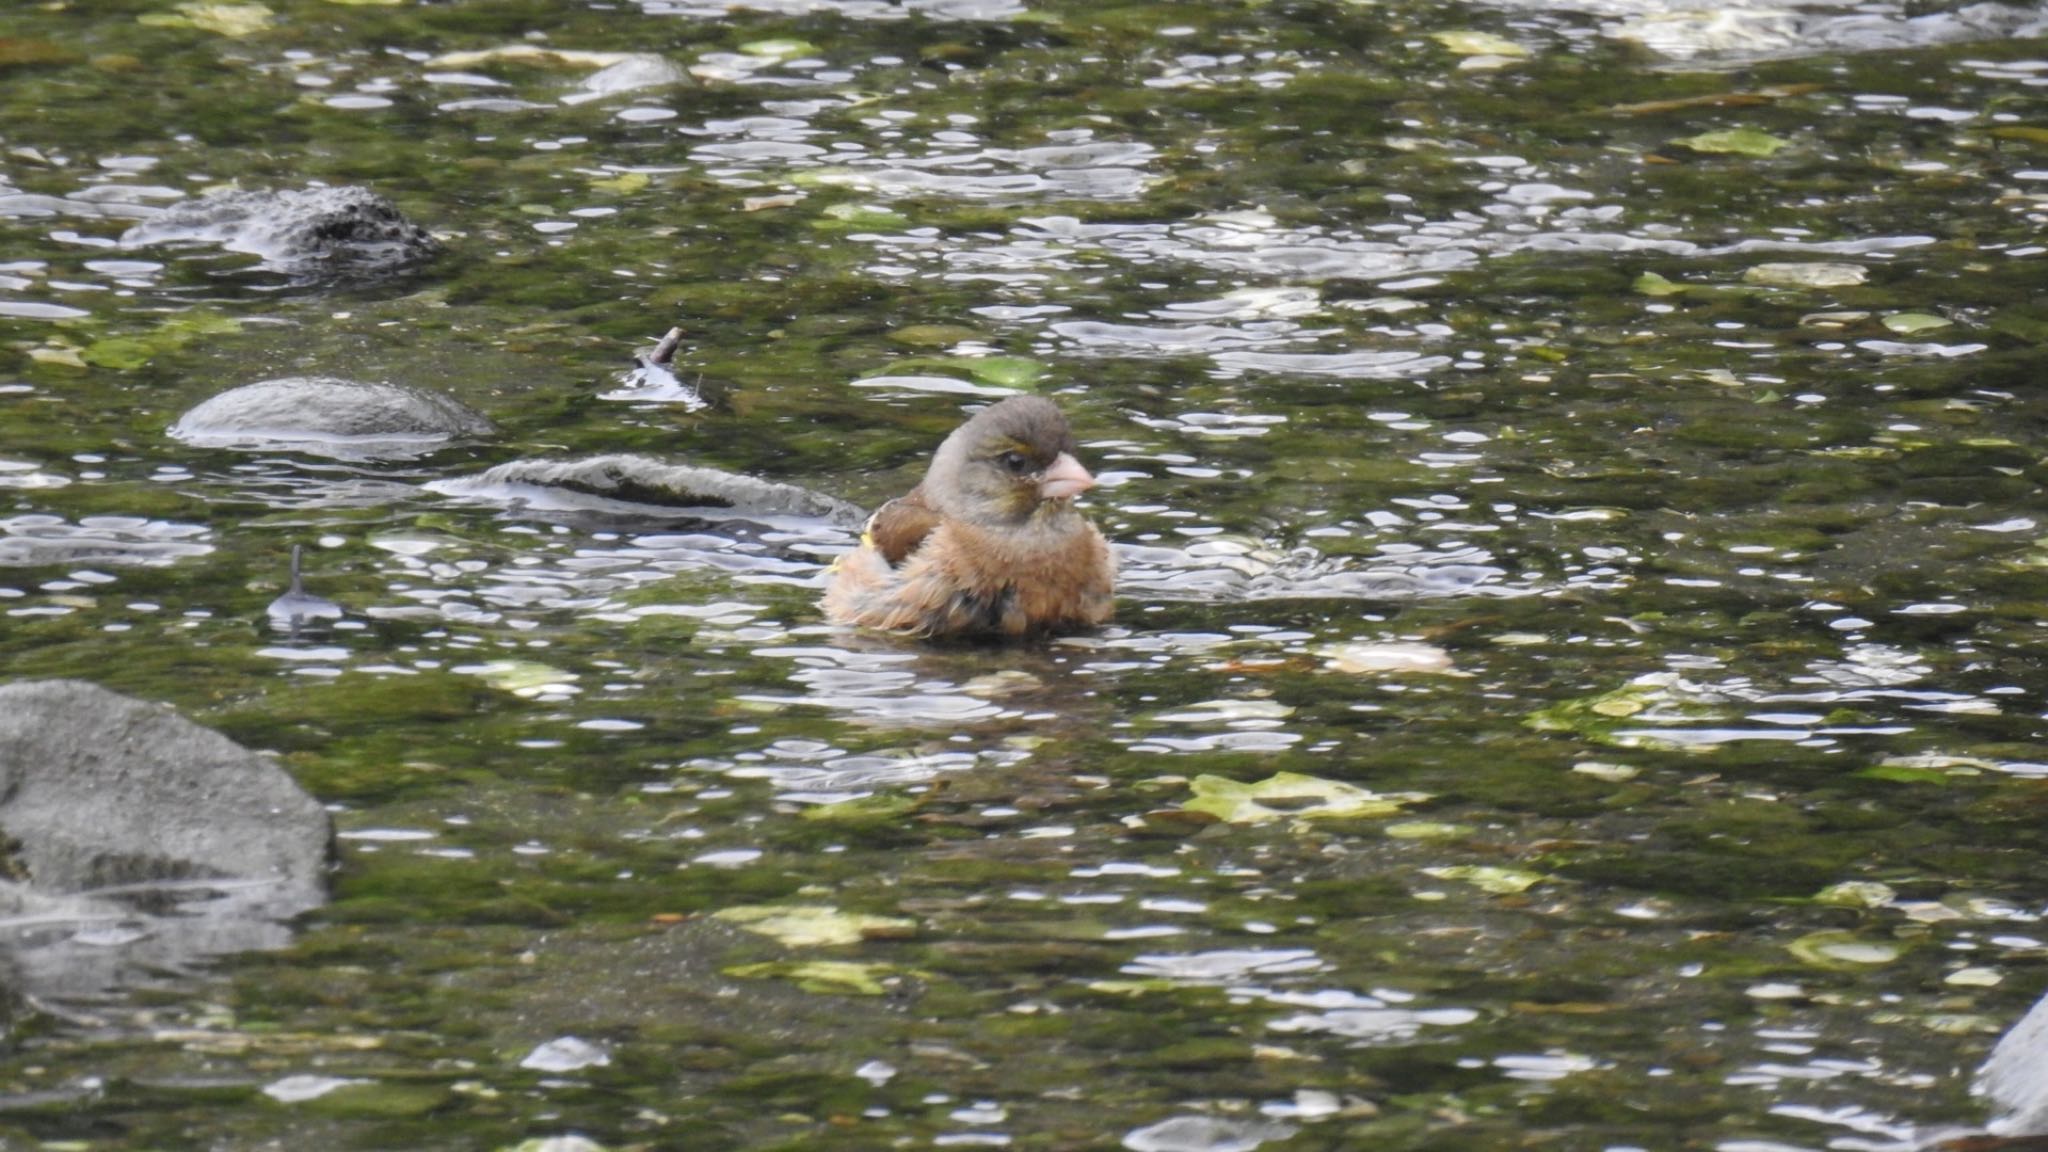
[169,376,494,460]
[0,680,331,1003]
[432,453,867,527]
[119,185,437,277]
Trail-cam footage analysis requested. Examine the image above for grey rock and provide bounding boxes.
[1123,1116,1296,1152]
[0,680,331,1003]
[0,679,330,897]
[573,54,689,100]
[1980,989,2048,1134]
[119,185,437,277]
[432,453,866,527]
[170,376,494,460]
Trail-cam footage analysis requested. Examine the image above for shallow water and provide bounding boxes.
[4,0,2048,1148]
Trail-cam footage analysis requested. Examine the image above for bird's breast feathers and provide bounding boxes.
[824,517,1112,637]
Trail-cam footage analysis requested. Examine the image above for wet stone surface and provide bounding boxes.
[118,185,439,280]
[0,679,332,1005]
[169,376,494,459]
[1,0,2048,1149]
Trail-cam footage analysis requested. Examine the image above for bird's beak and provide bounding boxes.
[1038,452,1096,501]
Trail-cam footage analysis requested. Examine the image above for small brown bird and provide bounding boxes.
[824,396,1115,638]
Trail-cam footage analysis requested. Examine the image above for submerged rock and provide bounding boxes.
[0,680,331,1003]
[1980,989,2048,1135]
[170,376,494,460]
[119,185,437,277]
[432,454,866,526]
[1123,1115,1296,1152]
[570,53,691,101]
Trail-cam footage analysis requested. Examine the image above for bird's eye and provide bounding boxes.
[997,450,1031,474]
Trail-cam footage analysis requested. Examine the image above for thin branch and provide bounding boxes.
[639,326,685,369]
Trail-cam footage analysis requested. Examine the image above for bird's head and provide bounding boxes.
[927,395,1097,527]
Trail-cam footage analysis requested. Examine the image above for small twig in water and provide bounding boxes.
[639,326,685,369]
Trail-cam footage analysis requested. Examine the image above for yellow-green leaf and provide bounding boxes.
[1384,821,1472,840]
[1882,312,1950,334]
[589,172,650,195]
[1429,30,1530,57]
[139,3,275,36]
[1182,772,1429,826]
[724,960,893,995]
[1743,262,1866,288]
[739,39,819,58]
[1814,881,1895,908]
[887,323,982,348]
[965,356,1044,389]
[800,794,919,823]
[818,203,909,229]
[1634,271,1687,297]
[713,904,915,947]
[1422,865,1548,894]
[1788,931,1903,969]
[459,660,576,696]
[1674,128,1791,157]
[82,337,156,370]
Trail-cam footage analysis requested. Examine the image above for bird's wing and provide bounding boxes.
[865,487,944,567]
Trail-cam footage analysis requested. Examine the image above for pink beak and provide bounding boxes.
[1038,451,1096,501]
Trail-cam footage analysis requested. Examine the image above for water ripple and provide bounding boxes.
[635,0,1024,19]
[0,515,213,568]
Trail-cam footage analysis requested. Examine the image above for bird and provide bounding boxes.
[823,395,1114,638]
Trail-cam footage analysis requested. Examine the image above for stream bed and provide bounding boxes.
[5,0,2048,1148]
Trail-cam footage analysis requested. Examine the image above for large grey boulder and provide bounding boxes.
[0,680,332,1003]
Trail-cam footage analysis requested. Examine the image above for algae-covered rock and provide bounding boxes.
[432,454,865,526]
[121,186,437,278]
